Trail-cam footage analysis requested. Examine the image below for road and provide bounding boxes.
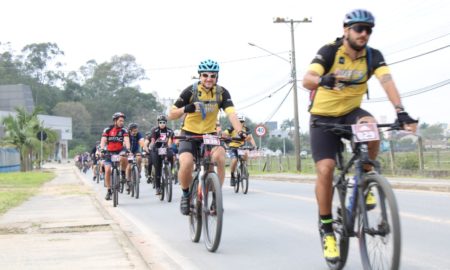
[81,170,450,270]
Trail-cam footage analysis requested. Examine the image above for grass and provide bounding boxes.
[0,171,55,214]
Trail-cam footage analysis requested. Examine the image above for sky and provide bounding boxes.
[1,0,449,131]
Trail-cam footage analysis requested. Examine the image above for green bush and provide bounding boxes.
[397,154,419,170]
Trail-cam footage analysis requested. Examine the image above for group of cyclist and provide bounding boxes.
[84,9,418,267]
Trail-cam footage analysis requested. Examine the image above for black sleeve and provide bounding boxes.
[168,129,174,139]
[310,39,341,75]
[220,87,234,110]
[173,85,193,108]
[371,48,387,71]
[151,128,158,140]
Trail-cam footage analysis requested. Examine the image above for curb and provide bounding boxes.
[252,175,450,193]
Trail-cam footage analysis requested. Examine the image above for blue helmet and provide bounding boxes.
[343,9,375,27]
[198,59,220,73]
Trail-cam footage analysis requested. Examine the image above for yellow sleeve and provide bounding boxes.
[308,63,325,76]
[374,66,390,79]
[224,106,236,115]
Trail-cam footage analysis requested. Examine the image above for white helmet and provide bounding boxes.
[237,114,246,122]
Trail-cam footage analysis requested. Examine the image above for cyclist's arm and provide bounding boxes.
[168,87,192,120]
[246,134,257,148]
[303,43,335,90]
[100,136,107,151]
[123,135,131,151]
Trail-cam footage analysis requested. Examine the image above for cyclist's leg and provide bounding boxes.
[211,145,226,186]
[147,152,153,182]
[152,151,162,192]
[119,155,127,182]
[178,143,195,215]
[229,148,238,186]
[311,115,342,261]
[104,160,113,199]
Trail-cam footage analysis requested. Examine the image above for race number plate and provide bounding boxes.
[237,149,247,155]
[202,135,220,146]
[158,147,167,155]
[111,155,120,162]
[127,155,134,161]
[351,123,380,142]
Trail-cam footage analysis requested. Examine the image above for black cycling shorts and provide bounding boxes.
[310,108,372,163]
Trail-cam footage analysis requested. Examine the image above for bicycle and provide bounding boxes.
[312,120,402,270]
[234,145,253,194]
[174,134,232,252]
[105,152,122,207]
[156,146,173,202]
[127,153,141,199]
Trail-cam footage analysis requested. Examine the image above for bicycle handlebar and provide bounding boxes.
[174,135,243,143]
[311,120,403,136]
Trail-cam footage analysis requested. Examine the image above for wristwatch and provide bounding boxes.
[394,104,405,112]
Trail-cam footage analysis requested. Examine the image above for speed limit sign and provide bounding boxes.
[255,125,266,137]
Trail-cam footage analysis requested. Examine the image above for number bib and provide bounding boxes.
[202,135,220,146]
[351,123,380,142]
[111,155,120,162]
[158,147,167,155]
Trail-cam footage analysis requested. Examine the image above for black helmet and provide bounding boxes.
[157,115,167,122]
[128,122,138,130]
[112,112,126,121]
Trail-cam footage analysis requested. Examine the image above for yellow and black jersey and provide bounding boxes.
[173,82,235,134]
[308,38,390,117]
[224,126,250,148]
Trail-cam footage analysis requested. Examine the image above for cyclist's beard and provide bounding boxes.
[346,36,366,51]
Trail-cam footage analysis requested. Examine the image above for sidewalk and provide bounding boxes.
[253,173,450,192]
[0,162,149,270]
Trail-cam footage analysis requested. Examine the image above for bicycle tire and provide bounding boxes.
[190,179,202,242]
[234,166,240,193]
[112,168,119,207]
[159,169,165,201]
[241,164,249,194]
[96,165,100,184]
[152,170,156,189]
[166,165,173,202]
[134,166,140,199]
[130,166,136,197]
[359,173,401,270]
[202,172,223,252]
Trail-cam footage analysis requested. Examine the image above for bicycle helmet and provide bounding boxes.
[112,112,126,121]
[198,59,220,73]
[157,115,167,122]
[238,114,246,122]
[128,122,138,130]
[343,9,375,27]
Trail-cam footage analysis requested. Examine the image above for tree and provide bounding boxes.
[1,107,57,171]
[52,102,92,139]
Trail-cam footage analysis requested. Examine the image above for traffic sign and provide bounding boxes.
[36,131,47,141]
[255,125,266,137]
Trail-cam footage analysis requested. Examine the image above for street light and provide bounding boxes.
[273,16,312,172]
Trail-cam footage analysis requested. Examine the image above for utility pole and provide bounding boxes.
[274,17,312,172]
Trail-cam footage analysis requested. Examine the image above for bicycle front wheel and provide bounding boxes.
[159,173,165,201]
[134,166,140,199]
[359,173,401,270]
[202,172,223,252]
[241,164,249,194]
[112,168,119,207]
[234,167,240,193]
[165,166,173,202]
[189,179,202,242]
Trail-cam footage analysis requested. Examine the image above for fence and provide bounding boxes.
[0,147,20,172]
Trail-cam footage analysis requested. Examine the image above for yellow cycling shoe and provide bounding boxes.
[365,190,377,210]
[322,233,340,262]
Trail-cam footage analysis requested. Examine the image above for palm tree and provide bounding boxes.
[1,107,56,171]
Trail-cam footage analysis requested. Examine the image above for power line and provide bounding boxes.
[235,75,291,105]
[263,86,293,123]
[364,78,450,103]
[388,45,449,65]
[385,32,450,56]
[237,80,291,110]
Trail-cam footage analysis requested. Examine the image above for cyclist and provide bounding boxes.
[125,122,145,193]
[144,130,155,184]
[168,59,245,215]
[302,9,418,262]
[148,115,174,195]
[223,114,257,186]
[100,112,131,200]
[90,141,101,181]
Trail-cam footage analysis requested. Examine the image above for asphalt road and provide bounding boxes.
[81,170,450,270]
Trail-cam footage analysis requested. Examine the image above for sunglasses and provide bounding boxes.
[201,73,218,79]
[350,24,372,35]
[159,121,166,124]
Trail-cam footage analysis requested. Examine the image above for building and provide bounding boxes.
[265,121,278,131]
[0,84,72,163]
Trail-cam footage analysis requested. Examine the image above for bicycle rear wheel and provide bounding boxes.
[202,172,223,252]
[359,173,401,270]
[241,164,249,194]
[134,166,140,199]
[189,179,202,242]
[112,168,119,207]
[96,165,100,184]
[320,175,349,270]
